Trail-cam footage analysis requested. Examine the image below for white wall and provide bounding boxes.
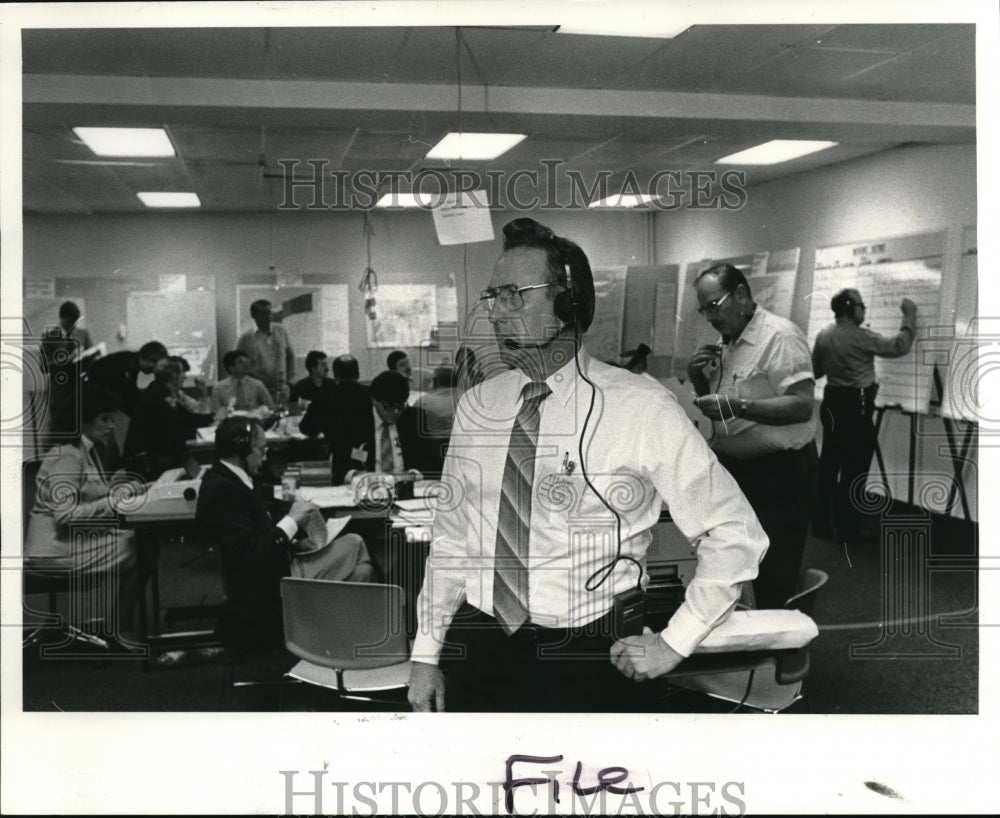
[654,143,978,520]
[23,207,649,381]
[22,144,978,519]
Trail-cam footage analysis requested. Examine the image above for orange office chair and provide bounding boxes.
[280,578,411,708]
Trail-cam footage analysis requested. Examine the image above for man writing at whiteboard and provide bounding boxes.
[811,289,917,543]
[688,263,817,610]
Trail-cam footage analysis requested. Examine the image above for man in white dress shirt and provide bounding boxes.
[408,218,769,712]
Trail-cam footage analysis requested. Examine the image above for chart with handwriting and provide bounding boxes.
[808,232,944,414]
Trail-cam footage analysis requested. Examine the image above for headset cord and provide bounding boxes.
[573,329,644,594]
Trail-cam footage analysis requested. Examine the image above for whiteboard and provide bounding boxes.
[584,266,628,361]
[808,233,945,414]
[127,290,218,379]
[940,228,979,423]
[237,284,350,374]
[652,282,678,357]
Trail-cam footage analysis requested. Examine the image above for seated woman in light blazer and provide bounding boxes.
[26,385,148,645]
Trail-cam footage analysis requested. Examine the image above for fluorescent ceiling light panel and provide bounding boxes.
[426,133,527,161]
[375,193,426,208]
[137,192,201,208]
[588,193,660,209]
[73,127,176,157]
[715,140,838,165]
[557,23,690,38]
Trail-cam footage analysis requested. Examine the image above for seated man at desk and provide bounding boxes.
[195,417,374,653]
[211,349,275,421]
[299,354,371,452]
[289,350,335,406]
[124,358,214,479]
[329,370,438,484]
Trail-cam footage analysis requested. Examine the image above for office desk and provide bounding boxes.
[119,482,429,657]
[117,513,221,665]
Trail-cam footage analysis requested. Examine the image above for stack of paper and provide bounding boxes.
[296,485,356,508]
[391,499,436,528]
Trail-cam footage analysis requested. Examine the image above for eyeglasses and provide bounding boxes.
[697,291,732,315]
[479,282,550,312]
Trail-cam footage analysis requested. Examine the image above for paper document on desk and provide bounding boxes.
[392,507,435,526]
[196,426,217,442]
[692,610,818,654]
[296,485,356,508]
[395,498,436,512]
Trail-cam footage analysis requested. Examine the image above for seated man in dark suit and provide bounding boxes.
[195,417,374,653]
[289,349,336,405]
[299,354,371,451]
[123,357,213,479]
[329,370,439,484]
[85,340,168,417]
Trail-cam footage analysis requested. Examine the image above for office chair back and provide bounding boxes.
[774,568,828,685]
[785,568,828,616]
[281,578,409,670]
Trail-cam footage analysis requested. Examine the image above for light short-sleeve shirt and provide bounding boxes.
[709,306,815,459]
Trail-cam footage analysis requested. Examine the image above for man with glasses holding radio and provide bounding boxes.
[688,263,817,610]
[329,370,439,484]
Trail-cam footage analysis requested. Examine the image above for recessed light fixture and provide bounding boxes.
[73,127,176,157]
[588,193,660,209]
[557,22,690,38]
[715,140,838,165]
[375,193,428,208]
[137,192,201,208]
[426,133,527,161]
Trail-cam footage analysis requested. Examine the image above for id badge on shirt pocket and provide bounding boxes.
[350,445,368,464]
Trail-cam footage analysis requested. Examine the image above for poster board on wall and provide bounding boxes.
[127,290,218,379]
[808,232,945,414]
[584,266,628,361]
[237,284,350,377]
[940,227,980,423]
[617,264,681,378]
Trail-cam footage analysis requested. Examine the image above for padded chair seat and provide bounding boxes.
[287,658,412,694]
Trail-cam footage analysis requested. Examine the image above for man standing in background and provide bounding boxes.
[237,299,295,403]
[39,301,94,435]
[811,290,917,542]
[688,263,817,610]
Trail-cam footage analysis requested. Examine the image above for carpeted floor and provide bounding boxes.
[20,502,978,713]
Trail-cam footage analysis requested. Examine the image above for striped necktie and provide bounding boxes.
[492,380,551,635]
[379,421,393,472]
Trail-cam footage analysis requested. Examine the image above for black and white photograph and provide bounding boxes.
[1,0,997,814]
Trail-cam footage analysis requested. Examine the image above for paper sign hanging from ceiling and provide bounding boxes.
[431,191,495,246]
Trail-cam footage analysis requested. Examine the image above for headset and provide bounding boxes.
[220,418,257,460]
[553,256,577,327]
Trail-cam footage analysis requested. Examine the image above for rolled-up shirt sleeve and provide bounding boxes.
[640,393,769,657]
